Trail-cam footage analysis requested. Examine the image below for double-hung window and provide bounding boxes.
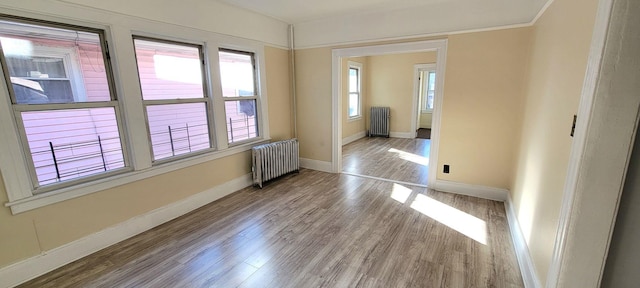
[348,61,362,119]
[421,70,436,111]
[218,49,259,144]
[0,16,127,190]
[133,37,212,161]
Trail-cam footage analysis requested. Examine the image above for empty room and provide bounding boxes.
[0,0,638,287]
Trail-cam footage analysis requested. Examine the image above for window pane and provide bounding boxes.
[349,93,359,117]
[428,71,436,91]
[349,68,359,93]
[0,20,111,103]
[134,39,205,100]
[219,50,255,97]
[147,103,210,160]
[22,108,125,186]
[225,100,258,143]
[427,91,434,110]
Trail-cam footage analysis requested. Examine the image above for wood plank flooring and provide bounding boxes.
[20,169,523,288]
[343,137,430,185]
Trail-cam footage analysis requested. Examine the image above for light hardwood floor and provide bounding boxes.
[343,137,430,185]
[20,169,523,287]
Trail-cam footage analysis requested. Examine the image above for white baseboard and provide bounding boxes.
[300,158,333,173]
[390,131,415,139]
[0,173,253,288]
[342,131,366,146]
[432,180,508,201]
[505,196,542,288]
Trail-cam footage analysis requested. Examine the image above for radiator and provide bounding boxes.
[369,106,390,137]
[252,139,299,188]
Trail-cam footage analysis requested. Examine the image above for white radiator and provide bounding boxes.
[369,106,390,137]
[252,139,299,188]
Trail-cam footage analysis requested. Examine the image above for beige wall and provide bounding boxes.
[0,47,292,269]
[509,0,598,283]
[295,48,333,161]
[437,28,532,188]
[265,46,293,141]
[295,30,530,188]
[419,111,432,128]
[342,57,368,139]
[367,52,436,134]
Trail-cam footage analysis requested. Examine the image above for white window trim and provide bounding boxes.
[347,61,363,120]
[133,36,216,163]
[216,46,269,146]
[0,17,272,214]
[416,63,436,113]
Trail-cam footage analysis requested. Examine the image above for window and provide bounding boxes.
[133,37,212,161]
[421,70,436,111]
[219,49,259,144]
[348,62,362,119]
[0,17,127,189]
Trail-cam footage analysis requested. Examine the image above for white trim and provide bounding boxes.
[299,158,333,173]
[506,195,542,288]
[389,132,415,139]
[0,173,253,288]
[346,61,363,120]
[547,0,635,286]
[531,0,556,25]
[342,131,366,146]
[295,23,530,50]
[431,180,508,202]
[413,63,437,127]
[331,39,447,191]
[5,139,268,214]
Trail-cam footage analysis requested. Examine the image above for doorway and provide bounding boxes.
[331,39,448,187]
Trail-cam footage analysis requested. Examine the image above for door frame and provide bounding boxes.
[413,63,437,134]
[331,39,448,187]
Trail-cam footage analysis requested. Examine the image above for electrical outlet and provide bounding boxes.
[443,165,450,174]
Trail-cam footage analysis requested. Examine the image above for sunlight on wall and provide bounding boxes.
[391,183,412,203]
[388,148,429,166]
[410,193,487,244]
[516,149,543,244]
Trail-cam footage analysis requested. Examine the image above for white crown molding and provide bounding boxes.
[0,173,252,288]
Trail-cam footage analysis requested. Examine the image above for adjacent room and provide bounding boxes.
[1,0,638,287]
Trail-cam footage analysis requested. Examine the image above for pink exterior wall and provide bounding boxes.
[10,35,260,185]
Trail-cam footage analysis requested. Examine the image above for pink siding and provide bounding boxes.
[22,108,124,185]
[134,45,210,160]
[135,48,204,100]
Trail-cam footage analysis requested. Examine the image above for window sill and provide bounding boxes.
[347,116,363,122]
[4,138,270,214]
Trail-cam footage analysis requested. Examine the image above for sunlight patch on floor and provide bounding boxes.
[390,183,413,203]
[388,148,429,166]
[410,194,488,245]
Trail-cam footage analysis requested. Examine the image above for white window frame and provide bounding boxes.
[417,64,437,113]
[217,48,264,146]
[132,36,216,163]
[0,16,131,196]
[0,13,271,214]
[347,61,362,120]
[5,45,88,102]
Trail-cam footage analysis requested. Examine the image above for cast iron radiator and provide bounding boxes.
[251,139,299,188]
[369,106,390,137]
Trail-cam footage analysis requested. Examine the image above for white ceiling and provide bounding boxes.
[217,0,549,24]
